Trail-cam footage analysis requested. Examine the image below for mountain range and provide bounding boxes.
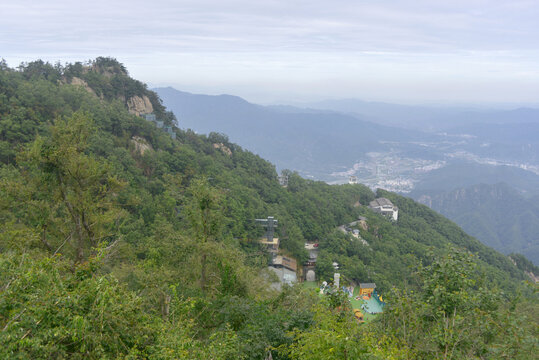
[156,87,539,264]
[304,98,539,130]
[155,87,437,178]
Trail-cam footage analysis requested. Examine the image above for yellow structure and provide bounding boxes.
[359,283,376,296]
[259,237,279,254]
[353,309,364,322]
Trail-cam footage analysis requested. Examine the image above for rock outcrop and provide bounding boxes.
[131,136,153,155]
[525,271,538,283]
[67,77,98,97]
[127,96,154,116]
[213,143,232,156]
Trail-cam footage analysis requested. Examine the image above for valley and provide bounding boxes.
[156,87,539,265]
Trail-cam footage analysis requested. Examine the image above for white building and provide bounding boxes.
[369,197,399,221]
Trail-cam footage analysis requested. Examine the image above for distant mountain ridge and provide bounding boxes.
[155,87,432,178]
[411,162,539,196]
[415,182,539,265]
[304,99,539,166]
[304,98,539,131]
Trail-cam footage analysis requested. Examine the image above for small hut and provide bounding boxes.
[359,283,376,296]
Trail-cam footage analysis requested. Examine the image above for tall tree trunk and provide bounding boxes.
[161,293,171,319]
[201,253,207,293]
[41,226,52,251]
[75,216,85,263]
[58,177,84,263]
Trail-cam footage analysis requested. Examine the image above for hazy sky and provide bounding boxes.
[1,0,539,105]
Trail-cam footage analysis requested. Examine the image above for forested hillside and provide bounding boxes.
[0,58,537,359]
[415,182,539,265]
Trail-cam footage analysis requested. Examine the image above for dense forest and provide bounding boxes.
[0,58,537,359]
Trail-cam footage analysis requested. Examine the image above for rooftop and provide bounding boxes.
[260,237,279,246]
[369,198,397,209]
[272,255,297,272]
[359,283,376,289]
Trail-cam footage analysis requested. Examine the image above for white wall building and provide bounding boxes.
[369,197,399,221]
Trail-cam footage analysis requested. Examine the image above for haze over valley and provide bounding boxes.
[157,86,539,263]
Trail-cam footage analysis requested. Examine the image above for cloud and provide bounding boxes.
[1,0,538,104]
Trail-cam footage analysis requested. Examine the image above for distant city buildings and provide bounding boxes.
[331,151,446,193]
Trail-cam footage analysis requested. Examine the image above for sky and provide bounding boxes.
[1,0,539,105]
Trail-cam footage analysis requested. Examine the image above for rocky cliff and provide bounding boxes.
[127,95,154,116]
